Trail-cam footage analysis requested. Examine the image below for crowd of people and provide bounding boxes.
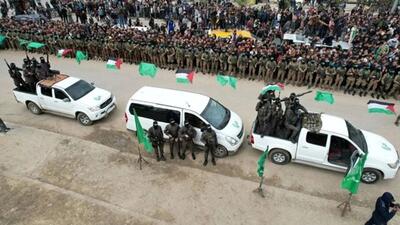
[0,0,400,100]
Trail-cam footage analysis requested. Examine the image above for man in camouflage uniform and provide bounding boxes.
[201,49,210,74]
[333,64,346,90]
[194,48,202,72]
[344,64,357,94]
[248,54,258,81]
[388,73,400,99]
[185,48,194,70]
[366,67,382,98]
[219,50,228,73]
[256,55,267,81]
[306,59,317,88]
[227,52,237,76]
[380,70,395,99]
[237,53,248,79]
[176,45,184,68]
[266,57,277,83]
[211,50,219,74]
[167,47,176,70]
[324,63,336,90]
[276,58,288,83]
[355,65,370,96]
[296,59,307,86]
[314,61,326,88]
[286,58,297,85]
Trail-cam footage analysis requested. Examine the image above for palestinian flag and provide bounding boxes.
[57,49,72,58]
[106,58,123,69]
[260,83,285,94]
[175,69,194,84]
[367,100,395,115]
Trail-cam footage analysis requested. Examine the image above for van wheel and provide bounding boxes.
[270,149,290,165]
[27,102,42,115]
[213,145,228,158]
[361,168,382,184]
[77,112,93,126]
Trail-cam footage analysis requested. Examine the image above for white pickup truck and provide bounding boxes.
[13,74,116,126]
[250,113,399,184]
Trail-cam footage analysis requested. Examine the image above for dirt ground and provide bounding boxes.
[1,124,393,225]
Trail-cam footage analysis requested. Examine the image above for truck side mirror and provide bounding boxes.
[63,98,70,102]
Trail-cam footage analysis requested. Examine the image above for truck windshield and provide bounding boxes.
[65,80,95,100]
[346,121,368,153]
[200,98,230,130]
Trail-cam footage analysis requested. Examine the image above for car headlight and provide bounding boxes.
[225,136,238,146]
[88,106,100,112]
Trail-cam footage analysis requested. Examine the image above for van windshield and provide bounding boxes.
[346,121,368,153]
[200,99,230,130]
[65,80,95,100]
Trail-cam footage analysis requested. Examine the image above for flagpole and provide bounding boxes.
[337,192,353,217]
[137,142,149,170]
[253,176,265,198]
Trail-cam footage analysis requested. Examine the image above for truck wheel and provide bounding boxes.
[213,145,228,158]
[27,102,42,115]
[270,149,290,165]
[77,112,93,126]
[361,168,382,184]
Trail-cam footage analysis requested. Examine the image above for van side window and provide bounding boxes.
[306,132,328,147]
[40,86,52,97]
[130,103,181,123]
[185,113,205,129]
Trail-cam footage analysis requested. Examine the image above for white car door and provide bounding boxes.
[38,85,54,110]
[183,111,207,146]
[52,88,75,116]
[296,129,330,165]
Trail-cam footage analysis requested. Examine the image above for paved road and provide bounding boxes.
[0,50,399,207]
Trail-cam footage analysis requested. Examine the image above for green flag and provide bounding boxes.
[257,147,269,177]
[341,153,368,194]
[18,39,30,46]
[27,42,45,49]
[139,62,157,78]
[0,35,6,46]
[76,51,87,64]
[133,109,153,153]
[314,90,334,104]
[216,74,237,89]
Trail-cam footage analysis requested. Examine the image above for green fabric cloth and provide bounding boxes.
[18,39,30,46]
[0,35,6,46]
[139,62,157,78]
[216,74,237,89]
[341,153,368,194]
[314,90,335,104]
[257,147,269,177]
[27,42,45,49]
[133,109,153,153]
[75,51,87,64]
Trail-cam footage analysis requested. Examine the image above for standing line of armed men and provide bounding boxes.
[147,119,218,166]
[2,27,400,100]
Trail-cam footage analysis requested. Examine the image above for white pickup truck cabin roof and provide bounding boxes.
[319,114,349,137]
[131,86,211,114]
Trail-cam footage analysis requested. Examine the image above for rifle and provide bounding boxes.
[25,51,31,62]
[296,90,313,97]
[4,59,10,70]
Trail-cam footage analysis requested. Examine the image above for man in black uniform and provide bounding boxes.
[178,121,197,160]
[8,62,26,89]
[148,121,166,161]
[164,119,180,159]
[200,124,217,166]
